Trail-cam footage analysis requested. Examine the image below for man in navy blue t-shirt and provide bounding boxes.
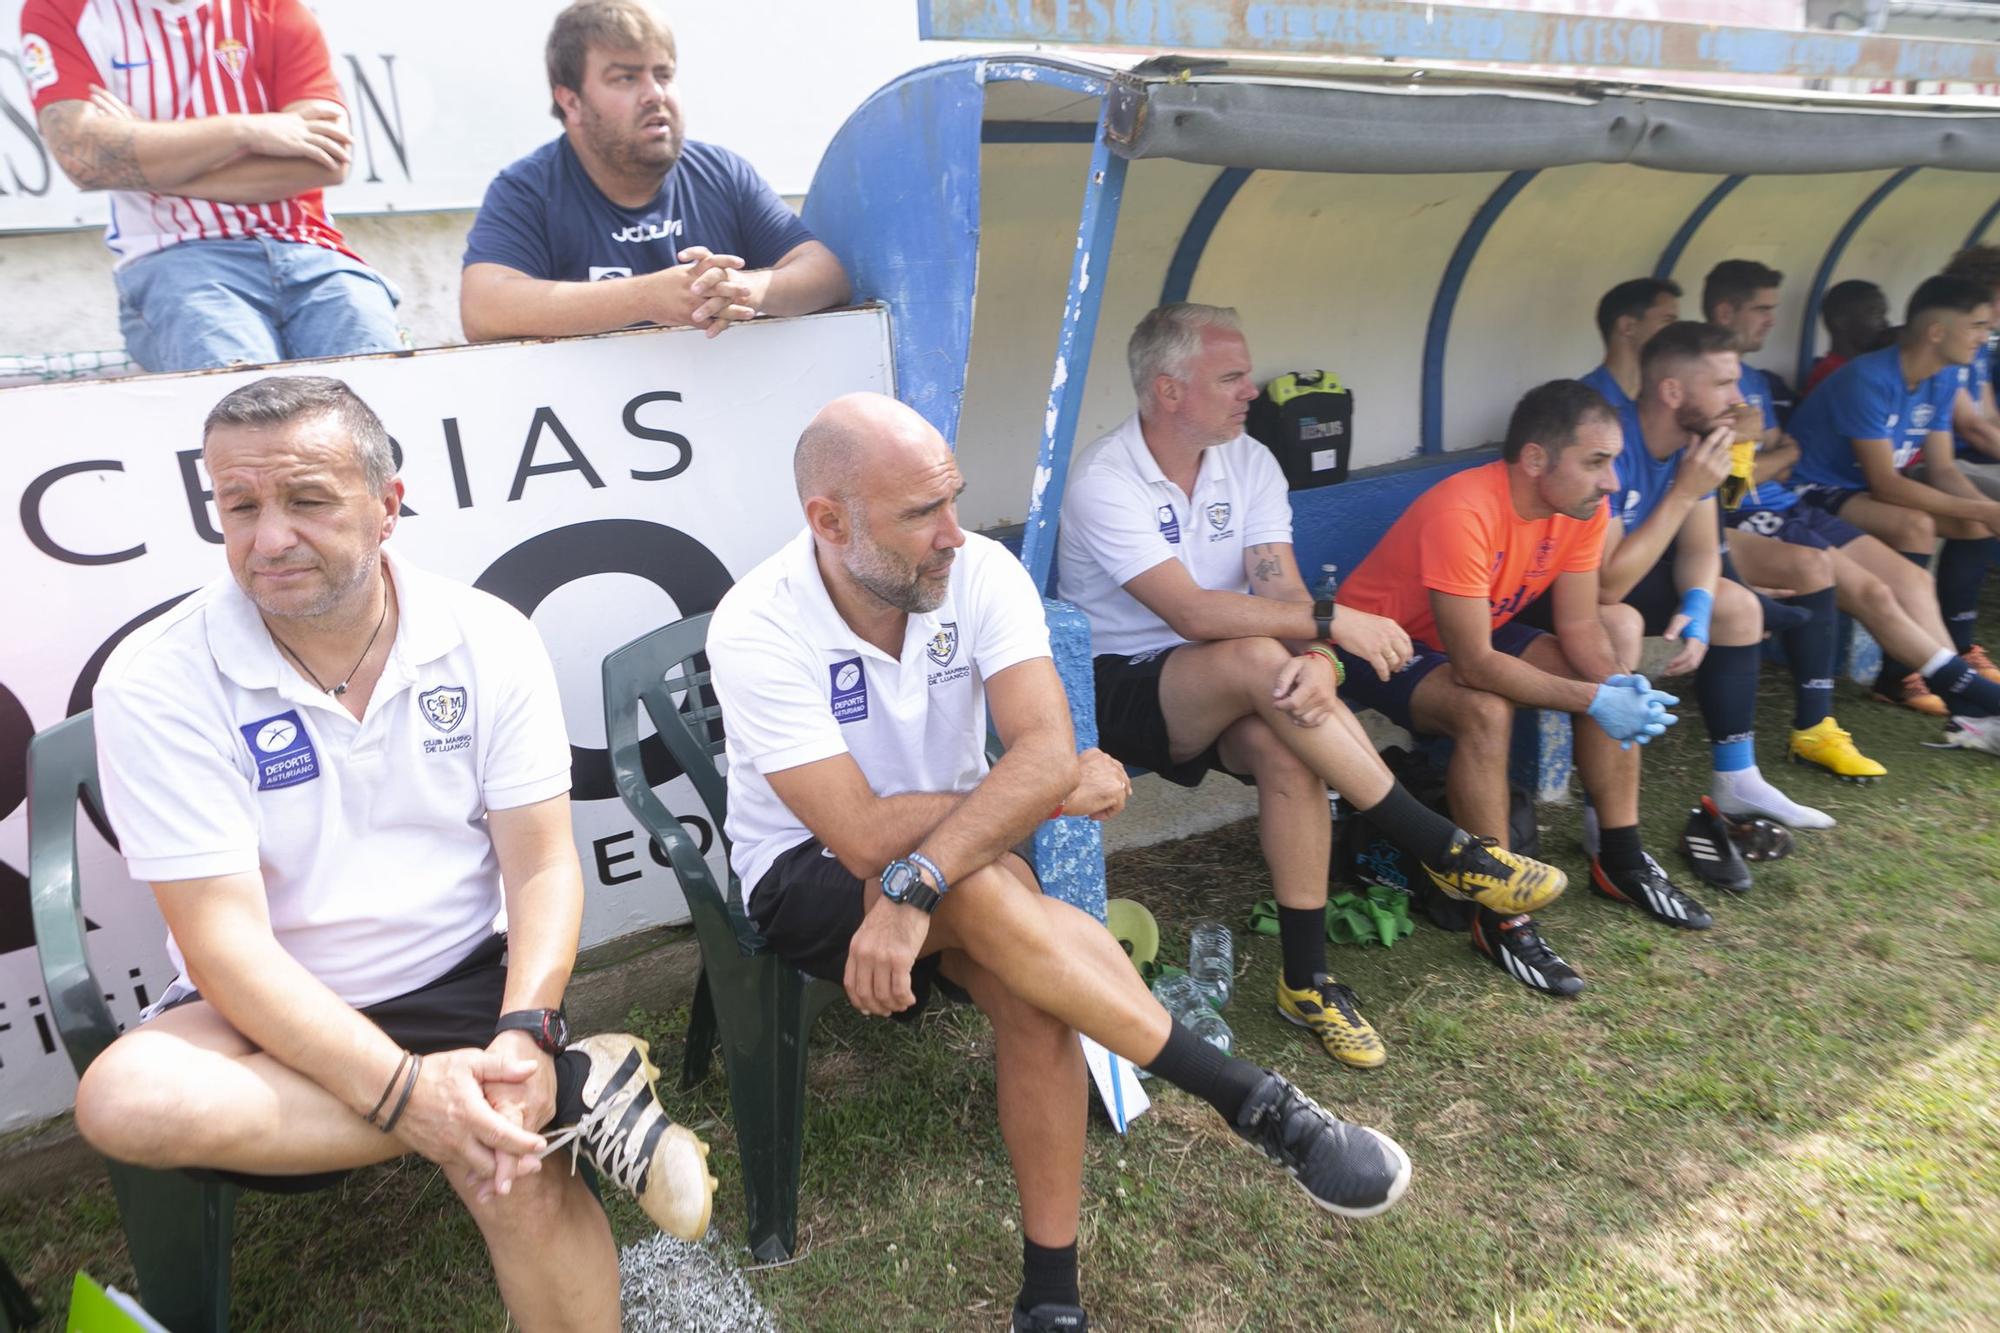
[460,1,849,342]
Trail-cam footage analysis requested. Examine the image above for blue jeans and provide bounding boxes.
[114,237,402,373]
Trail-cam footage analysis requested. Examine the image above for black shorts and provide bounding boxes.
[157,932,511,1193]
[159,931,509,1054]
[1334,621,1546,734]
[1092,647,1256,788]
[1725,503,1865,550]
[748,838,967,1021]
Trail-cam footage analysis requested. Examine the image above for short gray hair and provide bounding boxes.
[1128,302,1242,405]
[202,376,397,492]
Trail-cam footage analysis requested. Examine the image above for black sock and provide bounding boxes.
[1937,538,1993,653]
[1017,1237,1080,1314]
[551,1048,588,1127]
[1355,782,1458,867]
[1696,642,1760,745]
[1878,549,1935,686]
[1142,1021,1264,1122]
[1926,653,2000,717]
[1781,587,1839,730]
[1596,823,1644,874]
[1278,906,1327,990]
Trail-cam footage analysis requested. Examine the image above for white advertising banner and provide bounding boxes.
[0,305,894,1131]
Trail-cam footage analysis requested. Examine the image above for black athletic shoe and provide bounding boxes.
[1231,1071,1412,1219]
[1014,1304,1089,1331]
[1724,808,1794,863]
[1469,911,1585,997]
[1589,853,1714,930]
[1679,796,1752,894]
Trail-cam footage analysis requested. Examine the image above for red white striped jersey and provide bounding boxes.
[21,0,355,265]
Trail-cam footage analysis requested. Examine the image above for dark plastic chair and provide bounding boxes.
[26,711,236,1333]
[601,613,843,1264]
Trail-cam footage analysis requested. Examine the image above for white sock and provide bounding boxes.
[1919,647,1956,678]
[1711,765,1835,829]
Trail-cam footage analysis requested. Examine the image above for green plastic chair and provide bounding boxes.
[27,711,236,1333]
[601,613,843,1263]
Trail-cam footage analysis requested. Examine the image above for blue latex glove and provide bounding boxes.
[1589,674,1681,747]
[1673,587,1714,646]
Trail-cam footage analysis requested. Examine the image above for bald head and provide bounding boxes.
[793,392,949,507]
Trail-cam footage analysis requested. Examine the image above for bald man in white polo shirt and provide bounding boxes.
[707,392,1413,1333]
[1059,303,1572,1071]
[81,376,713,1332]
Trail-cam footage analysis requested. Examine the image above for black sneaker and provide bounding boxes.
[1679,796,1752,894]
[1231,1071,1412,1219]
[1469,911,1585,997]
[1589,853,1714,930]
[1014,1304,1088,1331]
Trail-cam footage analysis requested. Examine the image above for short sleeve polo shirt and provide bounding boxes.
[92,547,572,1008]
[708,530,1053,892]
[1790,346,1961,491]
[1056,414,1296,657]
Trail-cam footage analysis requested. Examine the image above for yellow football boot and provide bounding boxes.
[1276,974,1387,1069]
[1788,717,1886,784]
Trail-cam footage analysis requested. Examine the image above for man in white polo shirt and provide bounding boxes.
[80,376,714,1330]
[707,391,1413,1333]
[1059,303,1571,1070]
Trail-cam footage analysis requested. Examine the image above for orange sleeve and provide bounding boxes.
[265,0,343,108]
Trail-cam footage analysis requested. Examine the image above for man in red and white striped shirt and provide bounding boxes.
[21,0,402,372]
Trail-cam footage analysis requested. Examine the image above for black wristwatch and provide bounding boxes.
[1312,597,1336,640]
[880,858,943,913]
[495,1008,569,1055]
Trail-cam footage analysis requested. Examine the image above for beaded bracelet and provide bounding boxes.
[1303,642,1346,686]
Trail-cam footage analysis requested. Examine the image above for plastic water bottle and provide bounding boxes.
[1151,972,1211,1021]
[1187,921,1234,1010]
[1180,1004,1233,1055]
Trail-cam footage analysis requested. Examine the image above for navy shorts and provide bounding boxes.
[749,837,970,1020]
[1725,502,1865,550]
[1334,620,1546,734]
[1797,484,1865,516]
[1093,647,1255,788]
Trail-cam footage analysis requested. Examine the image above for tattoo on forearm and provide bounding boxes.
[41,103,150,190]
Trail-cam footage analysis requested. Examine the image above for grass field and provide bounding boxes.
[4,665,1998,1331]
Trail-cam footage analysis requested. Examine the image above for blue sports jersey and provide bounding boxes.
[1789,346,1962,492]
[463,138,815,283]
[1735,363,1797,513]
[1951,339,1993,459]
[1583,364,1699,532]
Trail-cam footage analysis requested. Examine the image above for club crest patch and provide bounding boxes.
[1156,504,1180,545]
[419,685,468,733]
[829,657,868,724]
[926,622,959,668]
[238,710,320,791]
[1206,502,1231,531]
[214,37,248,78]
[1912,403,1935,431]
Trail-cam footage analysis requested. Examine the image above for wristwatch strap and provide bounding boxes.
[494,1008,568,1055]
[1312,597,1335,640]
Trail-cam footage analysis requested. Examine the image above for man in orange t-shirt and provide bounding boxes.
[1337,381,1682,997]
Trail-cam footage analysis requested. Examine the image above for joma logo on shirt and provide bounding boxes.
[611,219,685,244]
